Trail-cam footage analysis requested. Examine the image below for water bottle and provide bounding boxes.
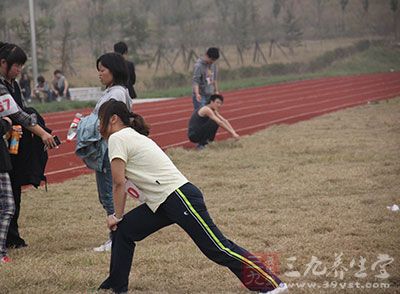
[9,125,22,155]
[66,113,82,142]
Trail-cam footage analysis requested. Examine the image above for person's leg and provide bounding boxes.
[99,204,174,293]
[191,119,219,147]
[0,173,15,258]
[162,183,283,292]
[199,119,219,145]
[6,179,25,248]
[200,95,209,107]
[95,152,114,216]
[192,93,201,110]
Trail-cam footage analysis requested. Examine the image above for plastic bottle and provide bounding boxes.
[66,113,82,142]
[9,125,22,155]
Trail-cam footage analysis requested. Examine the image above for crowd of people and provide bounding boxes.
[0,41,288,294]
[16,70,72,103]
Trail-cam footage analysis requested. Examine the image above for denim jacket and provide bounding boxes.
[75,113,106,172]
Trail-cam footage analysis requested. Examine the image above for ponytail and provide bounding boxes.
[99,99,150,136]
[129,112,150,136]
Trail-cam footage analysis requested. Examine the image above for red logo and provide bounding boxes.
[241,252,280,290]
[127,187,140,199]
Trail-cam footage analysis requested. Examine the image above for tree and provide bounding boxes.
[361,0,370,35]
[9,17,50,73]
[87,0,113,58]
[338,0,349,34]
[390,0,399,40]
[59,17,76,76]
[0,1,10,40]
[170,0,204,71]
[281,4,303,55]
[249,1,268,65]
[215,0,253,65]
[36,0,57,60]
[116,2,149,64]
[314,0,330,39]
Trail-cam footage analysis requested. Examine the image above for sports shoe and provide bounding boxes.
[1,256,12,263]
[196,144,206,150]
[259,283,289,294]
[93,239,112,252]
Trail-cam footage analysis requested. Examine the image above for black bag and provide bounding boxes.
[9,107,51,188]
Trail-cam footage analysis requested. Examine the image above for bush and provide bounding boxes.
[147,40,375,90]
[152,73,189,89]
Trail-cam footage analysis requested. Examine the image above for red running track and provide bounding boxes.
[43,72,400,183]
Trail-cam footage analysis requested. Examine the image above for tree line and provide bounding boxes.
[1,0,399,76]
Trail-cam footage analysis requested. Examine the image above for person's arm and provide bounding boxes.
[192,64,202,102]
[202,107,239,139]
[106,158,127,231]
[63,78,69,96]
[131,62,136,85]
[0,117,12,136]
[193,84,201,102]
[28,124,57,148]
[214,80,219,94]
[9,109,57,148]
[213,66,219,94]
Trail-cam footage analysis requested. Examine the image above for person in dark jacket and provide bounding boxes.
[114,41,137,99]
[0,116,15,263]
[0,42,57,248]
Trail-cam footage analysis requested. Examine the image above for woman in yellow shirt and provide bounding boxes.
[97,100,287,294]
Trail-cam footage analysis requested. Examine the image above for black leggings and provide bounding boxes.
[99,182,283,293]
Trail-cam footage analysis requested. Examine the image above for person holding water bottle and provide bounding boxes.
[0,42,57,249]
[72,52,132,252]
[97,99,288,294]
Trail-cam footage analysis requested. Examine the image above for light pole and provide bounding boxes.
[29,0,38,85]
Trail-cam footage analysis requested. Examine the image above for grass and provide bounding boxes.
[28,100,97,114]
[2,97,399,293]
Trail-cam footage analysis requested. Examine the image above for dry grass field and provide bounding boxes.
[1,98,399,293]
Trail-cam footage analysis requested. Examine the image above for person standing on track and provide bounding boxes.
[76,52,132,252]
[192,47,220,110]
[96,99,288,294]
[188,94,239,149]
[0,42,57,249]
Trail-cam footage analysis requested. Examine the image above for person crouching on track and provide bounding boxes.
[97,100,288,294]
[188,94,239,150]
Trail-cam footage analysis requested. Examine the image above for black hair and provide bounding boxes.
[208,94,224,103]
[206,47,220,60]
[96,52,128,87]
[37,75,45,83]
[98,99,150,137]
[0,42,27,74]
[114,41,128,55]
[53,69,62,75]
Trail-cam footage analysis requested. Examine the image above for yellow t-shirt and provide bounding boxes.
[108,127,188,212]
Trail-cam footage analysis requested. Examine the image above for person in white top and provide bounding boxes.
[97,100,288,294]
[92,53,132,252]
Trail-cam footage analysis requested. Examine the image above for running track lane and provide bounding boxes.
[42,72,400,183]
